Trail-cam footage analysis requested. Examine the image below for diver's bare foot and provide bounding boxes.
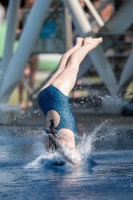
[83,37,103,50]
[76,37,84,47]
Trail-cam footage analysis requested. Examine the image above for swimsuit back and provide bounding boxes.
[38,85,76,134]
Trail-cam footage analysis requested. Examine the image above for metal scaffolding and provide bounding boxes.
[0,0,133,104]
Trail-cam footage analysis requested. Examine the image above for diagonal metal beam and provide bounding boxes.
[89,0,113,22]
[0,0,52,103]
[84,0,104,27]
[0,0,21,85]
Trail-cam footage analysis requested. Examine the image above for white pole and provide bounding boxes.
[0,0,52,103]
[63,0,92,37]
[84,0,104,27]
[0,0,21,84]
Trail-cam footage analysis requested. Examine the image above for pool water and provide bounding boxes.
[0,120,133,200]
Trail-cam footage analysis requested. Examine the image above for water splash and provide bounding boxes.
[25,120,108,168]
[77,120,108,164]
[25,151,65,169]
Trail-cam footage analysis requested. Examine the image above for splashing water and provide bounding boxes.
[25,120,108,168]
[25,151,65,169]
[77,120,108,164]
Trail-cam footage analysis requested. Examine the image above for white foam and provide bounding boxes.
[25,152,65,169]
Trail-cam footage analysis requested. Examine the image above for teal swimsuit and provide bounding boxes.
[38,84,77,135]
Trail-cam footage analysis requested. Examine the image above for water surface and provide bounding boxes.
[0,120,133,200]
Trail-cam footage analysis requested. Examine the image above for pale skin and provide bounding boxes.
[41,37,103,166]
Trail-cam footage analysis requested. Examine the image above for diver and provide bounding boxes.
[38,37,103,166]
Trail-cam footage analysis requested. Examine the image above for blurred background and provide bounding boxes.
[0,0,133,125]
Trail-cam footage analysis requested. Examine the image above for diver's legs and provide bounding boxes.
[41,37,83,90]
[52,37,103,96]
[49,37,102,166]
[45,37,103,166]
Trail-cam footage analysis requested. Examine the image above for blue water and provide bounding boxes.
[0,122,133,200]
